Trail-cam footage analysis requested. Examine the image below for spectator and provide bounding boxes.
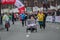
[12,13,14,24]
[14,13,17,21]
[37,11,45,30]
[3,13,10,31]
[20,13,26,27]
[43,11,47,29]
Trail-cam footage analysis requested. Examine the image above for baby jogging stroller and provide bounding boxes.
[26,19,37,32]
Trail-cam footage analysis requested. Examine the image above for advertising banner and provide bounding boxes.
[55,16,60,23]
[2,0,16,4]
[46,16,53,22]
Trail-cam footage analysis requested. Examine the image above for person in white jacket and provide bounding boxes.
[3,13,10,31]
[3,14,9,21]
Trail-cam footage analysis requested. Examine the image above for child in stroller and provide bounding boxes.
[26,16,37,32]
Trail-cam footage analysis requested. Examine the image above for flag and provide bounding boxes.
[2,0,25,14]
[14,0,25,14]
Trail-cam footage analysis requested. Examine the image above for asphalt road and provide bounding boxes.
[0,21,60,40]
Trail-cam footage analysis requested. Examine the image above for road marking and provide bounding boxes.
[26,35,30,37]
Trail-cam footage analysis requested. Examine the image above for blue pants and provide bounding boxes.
[38,21,43,29]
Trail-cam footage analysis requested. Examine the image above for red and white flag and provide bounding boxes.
[14,0,25,14]
[2,0,25,14]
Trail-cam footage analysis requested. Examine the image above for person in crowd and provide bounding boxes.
[9,14,12,20]
[3,13,10,31]
[43,11,47,29]
[16,14,19,21]
[12,12,15,24]
[37,11,45,30]
[34,14,37,24]
[25,13,28,26]
[0,14,3,24]
[14,13,17,21]
[20,13,26,27]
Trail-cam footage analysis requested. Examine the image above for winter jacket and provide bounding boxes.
[3,15,9,21]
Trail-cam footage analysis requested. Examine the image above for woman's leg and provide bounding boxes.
[12,19,14,24]
[43,21,45,29]
[25,20,26,26]
[22,20,24,26]
[38,21,42,29]
[43,23,45,29]
[40,24,42,29]
[6,27,9,31]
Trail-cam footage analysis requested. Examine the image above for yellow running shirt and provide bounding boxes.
[37,13,45,21]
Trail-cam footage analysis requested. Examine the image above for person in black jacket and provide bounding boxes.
[43,12,47,29]
[12,13,14,24]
